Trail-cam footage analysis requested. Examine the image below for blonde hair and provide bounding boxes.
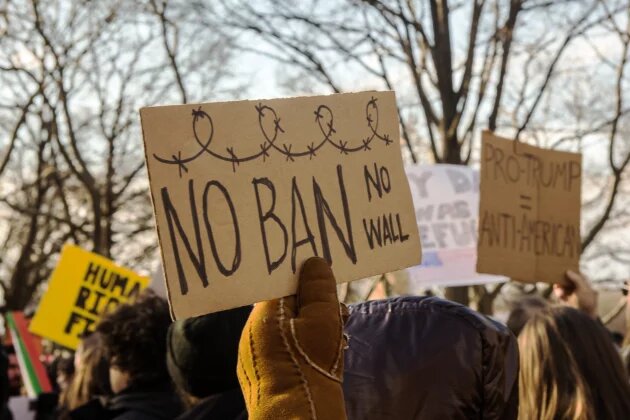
[518,312,593,420]
[61,333,111,412]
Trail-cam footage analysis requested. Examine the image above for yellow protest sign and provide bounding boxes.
[140,91,421,318]
[29,244,150,350]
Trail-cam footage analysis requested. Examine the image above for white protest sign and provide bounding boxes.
[9,397,34,420]
[406,164,506,288]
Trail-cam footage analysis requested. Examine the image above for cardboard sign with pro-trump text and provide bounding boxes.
[477,131,582,284]
[29,245,150,349]
[140,91,421,319]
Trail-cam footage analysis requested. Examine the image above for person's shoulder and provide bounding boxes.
[69,398,115,420]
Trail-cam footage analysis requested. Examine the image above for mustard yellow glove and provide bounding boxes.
[237,257,347,420]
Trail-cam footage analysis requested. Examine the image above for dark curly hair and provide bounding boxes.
[96,290,172,389]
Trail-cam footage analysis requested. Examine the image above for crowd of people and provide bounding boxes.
[1,258,630,419]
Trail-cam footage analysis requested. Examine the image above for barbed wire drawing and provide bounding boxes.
[153,96,393,176]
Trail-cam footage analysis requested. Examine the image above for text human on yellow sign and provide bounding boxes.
[29,244,150,350]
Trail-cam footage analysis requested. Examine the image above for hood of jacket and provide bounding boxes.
[342,296,519,420]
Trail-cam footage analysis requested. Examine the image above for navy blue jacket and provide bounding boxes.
[342,296,519,420]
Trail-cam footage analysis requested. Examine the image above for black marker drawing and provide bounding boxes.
[153,97,392,176]
[519,194,532,211]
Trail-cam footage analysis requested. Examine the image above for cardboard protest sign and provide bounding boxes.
[406,164,506,288]
[477,131,581,284]
[140,91,421,318]
[29,245,150,350]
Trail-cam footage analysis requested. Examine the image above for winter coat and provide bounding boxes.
[69,389,183,420]
[175,388,246,420]
[342,296,519,420]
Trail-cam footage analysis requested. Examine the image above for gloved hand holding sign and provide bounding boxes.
[237,257,347,420]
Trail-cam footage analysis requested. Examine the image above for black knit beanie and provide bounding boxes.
[166,305,252,398]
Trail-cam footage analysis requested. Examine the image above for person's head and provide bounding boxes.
[518,310,593,420]
[96,290,172,394]
[507,295,549,337]
[74,332,101,373]
[549,306,630,419]
[167,305,251,405]
[62,333,111,410]
[55,356,75,392]
[4,347,22,396]
[0,347,9,405]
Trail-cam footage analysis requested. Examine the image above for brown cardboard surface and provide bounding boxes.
[140,91,421,318]
[477,131,581,284]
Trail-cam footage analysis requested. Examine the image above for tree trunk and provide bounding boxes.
[476,292,494,315]
[442,133,469,305]
[445,286,469,306]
